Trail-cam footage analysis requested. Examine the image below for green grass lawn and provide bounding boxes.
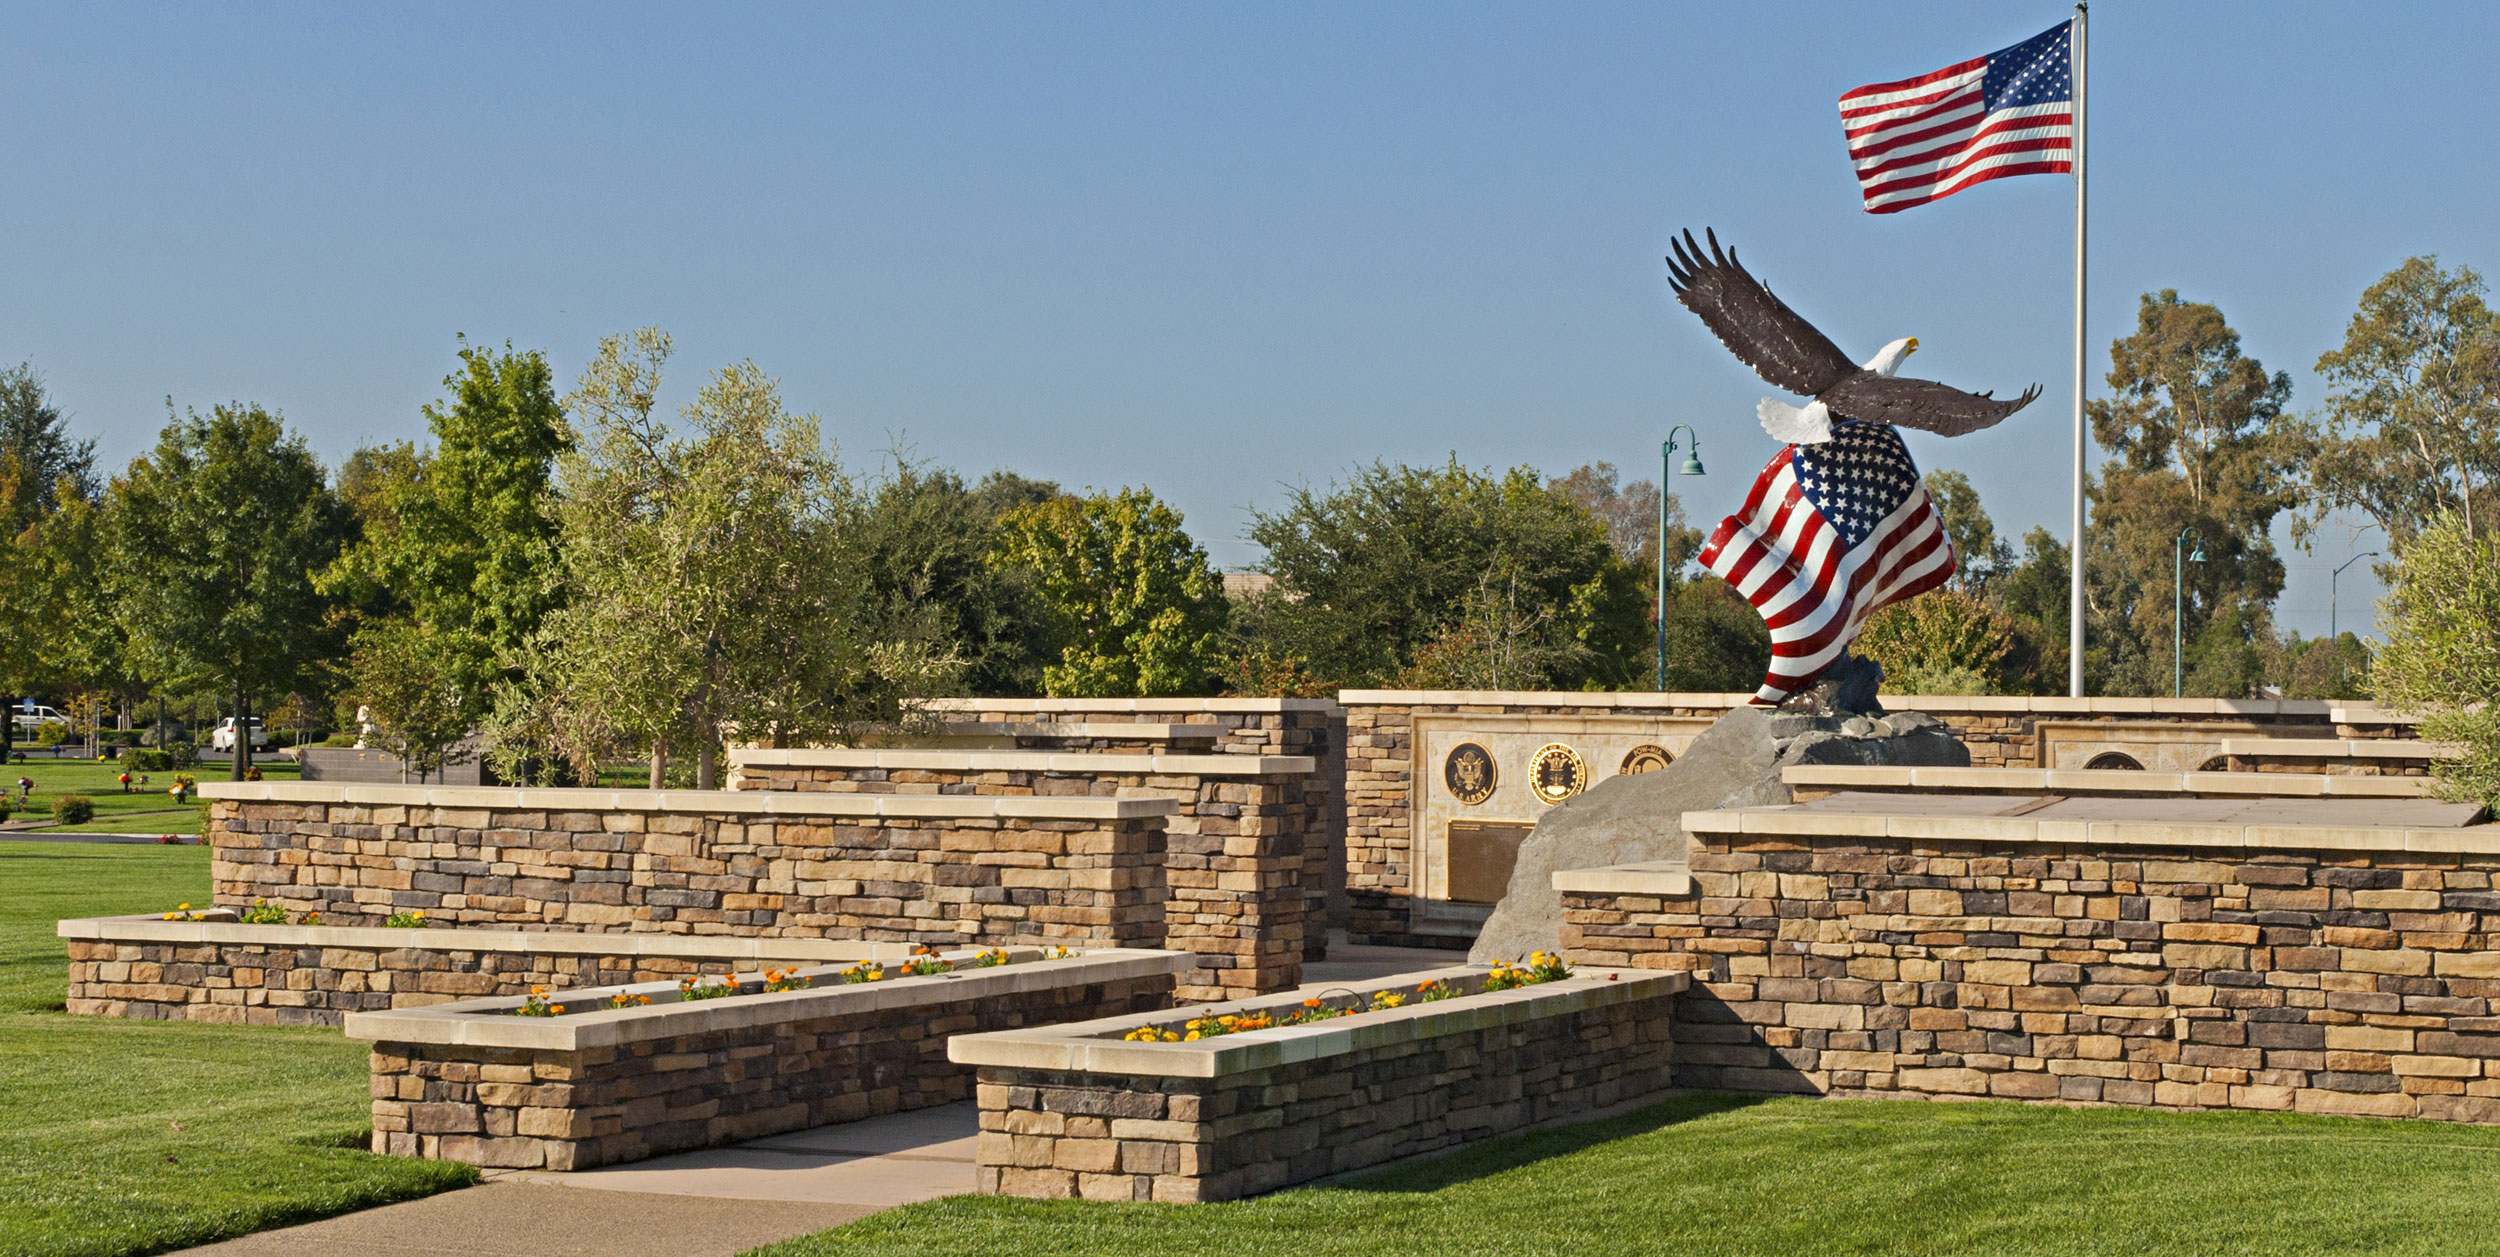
[0,841,475,1257]
[754,1093,2500,1257]
[0,759,301,835]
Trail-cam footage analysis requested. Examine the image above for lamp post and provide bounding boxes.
[2173,525,2205,699]
[2330,550,2379,642]
[1658,426,1706,692]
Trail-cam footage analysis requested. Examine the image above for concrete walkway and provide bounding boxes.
[174,933,1459,1256]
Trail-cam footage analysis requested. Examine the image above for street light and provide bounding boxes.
[2330,550,2379,643]
[2174,525,2206,699]
[1658,426,1706,692]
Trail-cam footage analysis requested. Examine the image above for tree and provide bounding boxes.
[2298,257,2500,546]
[0,365,100,739]
[1238,459,1649,689]
[0,364,98,526]
[992,487,1228,697]
[2083,292,2297,696]
[109,404,349,779]
[1654,578,1769,693]
[855,460,1057,696]
[324,342,569,760]
[1991,527,2072,695]
[1545,462,1701,573]
[504,330,952,787]
[1923,471,2013,594]
[2371,512,2500,809]
[1857,588,2018,696]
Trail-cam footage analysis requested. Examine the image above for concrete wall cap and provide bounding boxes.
[1551,862,1692,896]
[726,748,1315,776]
[55,913,909,960]
[341,948,1196,1050]
[944,966,1688,1078]
[199,780,1176,820]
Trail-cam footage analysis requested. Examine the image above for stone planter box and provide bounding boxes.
[58,912,920,1027]
[347,946,1194,1171]
[947,964,1687,1202]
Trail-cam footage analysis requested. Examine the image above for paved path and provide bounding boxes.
[172,933,1458,1256]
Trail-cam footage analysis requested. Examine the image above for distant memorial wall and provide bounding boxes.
[1338,692,2416,949]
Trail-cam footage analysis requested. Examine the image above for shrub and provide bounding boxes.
[320,733,358,748]
[125,748,171,772]
[49,794,94,825]
[35,722,67,748]
[2373,513,2500,812]
[165,740,198,767]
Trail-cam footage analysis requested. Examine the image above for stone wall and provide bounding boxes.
[204,783,1173,953]
[1558,807,2500,1122]
[951,967,1685,1202]
[59,914,909,1027]
[357,955,1185,1171]
[731,750,1313,998]
[1339,691,2410,948]
[921,698,1346,949]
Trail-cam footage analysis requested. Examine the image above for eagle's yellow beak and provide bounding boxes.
[1905,337,1919,354]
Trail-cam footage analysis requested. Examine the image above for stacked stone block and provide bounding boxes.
[60,922,893,1027]
[1561,824,2500,1121]
[207,790,1170,953]
[369,972,1173,1171]
[921,697,1345,959]
[964,978,1680,1202]
[735,754,1306,1000]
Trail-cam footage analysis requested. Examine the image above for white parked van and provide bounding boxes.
[210,717,272,752]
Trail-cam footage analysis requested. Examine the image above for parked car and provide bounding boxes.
[209,717,272,752]
[11,703,66,735]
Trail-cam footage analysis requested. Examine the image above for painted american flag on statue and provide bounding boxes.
[1840,21,2075,214]
[1698,420,1955,705]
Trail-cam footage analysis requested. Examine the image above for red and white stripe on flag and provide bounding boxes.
[1698,442,1955,706]
[1840,21,2075,214]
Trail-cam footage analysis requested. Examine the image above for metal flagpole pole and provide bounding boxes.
[2067,2,2089,698]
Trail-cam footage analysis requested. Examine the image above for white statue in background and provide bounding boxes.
[355,705,376,749]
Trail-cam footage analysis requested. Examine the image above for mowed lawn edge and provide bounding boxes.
[746,1092,2500,1257]
[0,841,477,1257]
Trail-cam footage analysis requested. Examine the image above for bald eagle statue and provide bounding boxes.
[1664,228,2039,709]
[1665,228,2039,444]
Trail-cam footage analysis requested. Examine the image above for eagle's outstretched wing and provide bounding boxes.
[1819,374,2040,437]
[1665,227,1858,398]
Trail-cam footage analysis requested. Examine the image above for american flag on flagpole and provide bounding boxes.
[1840,21,2076,214]
[1699,420,1955,705]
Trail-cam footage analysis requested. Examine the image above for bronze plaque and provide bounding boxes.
[1620,744,1673,775]
[1443,741,1496,806]
[1447,819,1535,904]
[1528,743,1588,804]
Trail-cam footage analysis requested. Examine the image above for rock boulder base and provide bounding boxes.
[1469,704,1968,963]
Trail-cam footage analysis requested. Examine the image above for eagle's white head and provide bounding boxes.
[1865,336,1918,377]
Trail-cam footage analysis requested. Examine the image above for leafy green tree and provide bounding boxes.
[348,617,472,779]
[1654,578,1769,693]
[2371,512,2500,809]
[993,487,1227,697]
[324,342,568,752]
[109,404,350,779]
[1857,588,2018,696]
[1923,471,2013,594]
[0,364,98,525]
[0,366,100,736]
[1239,459,1649,689]
[2297,258,2500,545]
[504,330,953,787]
[855,460,1057,696]
[2083,292,2296,696]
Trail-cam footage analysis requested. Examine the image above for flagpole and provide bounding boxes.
[2067,2,2089,699]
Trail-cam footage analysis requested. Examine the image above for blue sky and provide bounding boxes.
[5,2,2487,639]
